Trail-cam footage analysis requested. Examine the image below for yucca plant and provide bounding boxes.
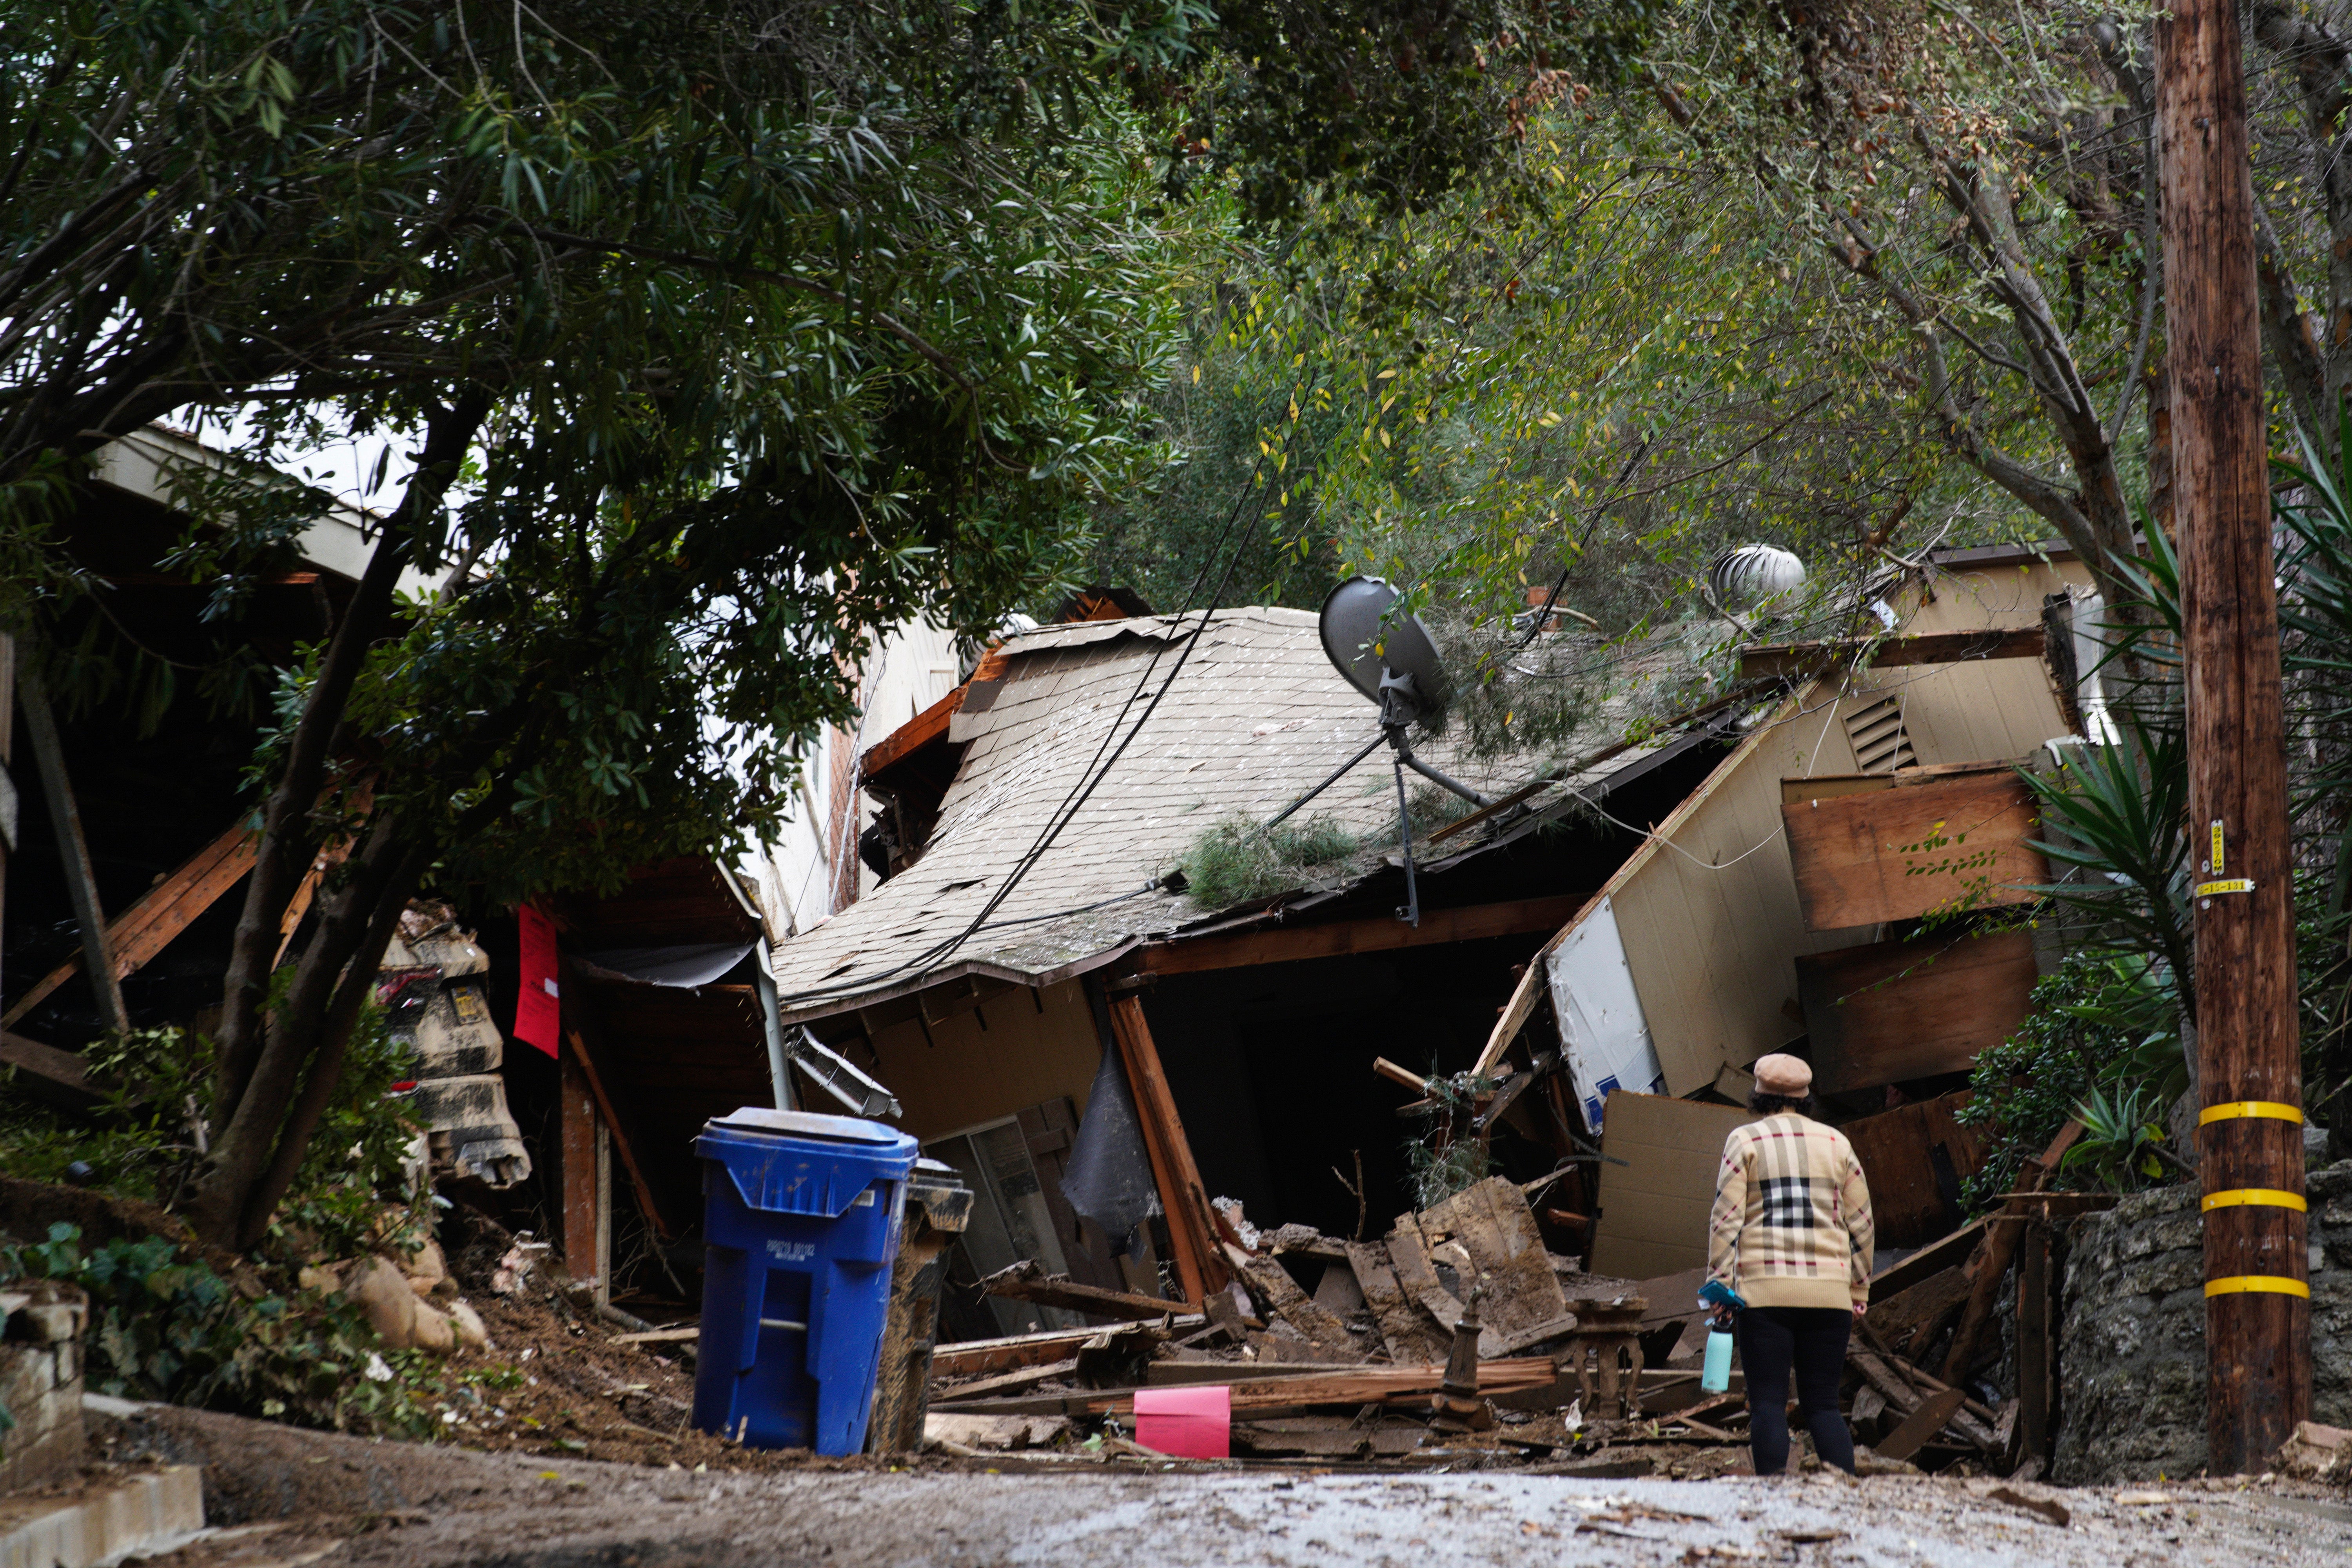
[2018,707,2195,1014]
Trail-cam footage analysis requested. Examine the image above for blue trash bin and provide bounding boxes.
[691,1107,920,1454]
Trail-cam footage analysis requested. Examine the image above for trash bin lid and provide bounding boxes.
[704,1107,907,1145]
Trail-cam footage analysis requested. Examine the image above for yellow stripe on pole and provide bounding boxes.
[2200,1189,2307,1213]
[2204,1275,2312,1299]
[2197,1101,2305,1127]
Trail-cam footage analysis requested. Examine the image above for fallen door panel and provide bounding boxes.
[1795,929,2038,1094]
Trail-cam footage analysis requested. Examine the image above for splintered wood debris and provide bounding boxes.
[920,1170,2076,1474]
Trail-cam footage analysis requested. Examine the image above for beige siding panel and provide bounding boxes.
[1902,560,2091,635]
[867,978,1102,1143]
[1610,694,1877,1095]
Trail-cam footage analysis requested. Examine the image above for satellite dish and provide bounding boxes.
[1318,576,1448,726]
[1267,576,1490,927]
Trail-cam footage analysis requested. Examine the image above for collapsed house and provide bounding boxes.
[755,545,2096,1350]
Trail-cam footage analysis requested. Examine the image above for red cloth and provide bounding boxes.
[514,903,560,1057]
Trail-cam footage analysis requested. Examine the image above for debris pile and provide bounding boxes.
[901,1144,2084,1475]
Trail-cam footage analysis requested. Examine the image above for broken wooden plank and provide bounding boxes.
[1798,935,2038,1100]
[1408,1176,1571,1347]
[1143,1361,1356,1387]
[1837,1090,1996,1244]
[1782,768,2047,931]
[1346,1240,1450,1364]
[608,1326,700,1345]
[1940,1120,2080,1385]
[1865,1266,1973,1363]
[1381,1218,1501,1356]
[935,1357,1081,1401]
[980,1260,1191,1323]
[1871,1216,1990,1299]
[13,659,127,1033]
[2,815,261,1031]
[0,1029,100,1106]
[1105,991,1226,1303]
[1873,1387,1968,1463]
[1848,1345,1998,1453]
[929,1324,1192,1380]
[1372,1057,1430,1094]
[1221,1244,1359,1355]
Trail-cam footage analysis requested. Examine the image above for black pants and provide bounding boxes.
[1740,1305,1855,1476]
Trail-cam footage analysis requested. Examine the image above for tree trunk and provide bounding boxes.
[211,393,488,1125]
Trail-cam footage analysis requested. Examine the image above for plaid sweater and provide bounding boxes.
[1705,1113,1875,1310]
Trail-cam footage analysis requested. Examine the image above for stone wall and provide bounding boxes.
[0,1279,88,1490]
[2056,1162,2352,1484]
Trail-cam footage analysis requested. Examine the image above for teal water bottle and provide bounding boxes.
[1695,1279,1743,1395]
[1700,1324,1735,1394]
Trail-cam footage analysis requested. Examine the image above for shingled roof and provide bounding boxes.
[765,605,1714,1024]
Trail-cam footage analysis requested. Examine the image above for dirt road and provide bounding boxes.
[109,1405,2352,1567]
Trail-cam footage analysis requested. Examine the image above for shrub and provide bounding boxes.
[1178,814,1361,909]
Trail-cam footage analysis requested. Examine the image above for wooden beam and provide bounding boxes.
[1104,990,1227,1304]
[564,1028,674,1242]
[1872,1387,1969,1463]
[4,817,261,1030]
[857,682,969,785]
[14,657,126,1033]
[1940,1120,2080,1385]
[1737,627,2046,683]
[2017,1221,2052,1468]
[557,1038,601,1290]
[1136,895,1583,978]
[0,1028,99,1106]
[979,1260,1191,1322]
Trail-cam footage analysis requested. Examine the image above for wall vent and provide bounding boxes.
[1843,693,1918,773]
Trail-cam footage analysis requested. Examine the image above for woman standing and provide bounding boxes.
[1704,1053,1874,1477]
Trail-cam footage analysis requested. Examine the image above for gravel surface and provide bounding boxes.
[98,1405,2352,1567]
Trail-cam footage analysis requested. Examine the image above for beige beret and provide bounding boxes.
[1751,1053,1813,1096]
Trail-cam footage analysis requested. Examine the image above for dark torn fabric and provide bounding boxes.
[1060,1044,1160,1252]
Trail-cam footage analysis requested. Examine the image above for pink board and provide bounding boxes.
[1133,1385,1230,1459]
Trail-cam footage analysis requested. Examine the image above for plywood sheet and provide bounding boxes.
[1588,1092,1756,1281]
[1782,770,2046,931]
[1796,929,2038,1094]
[1837,1091,1990,1247]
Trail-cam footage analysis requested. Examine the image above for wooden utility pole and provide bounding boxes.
[2156,0,2310,1473]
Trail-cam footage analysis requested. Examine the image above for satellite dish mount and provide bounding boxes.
[1267,578,1491,925]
